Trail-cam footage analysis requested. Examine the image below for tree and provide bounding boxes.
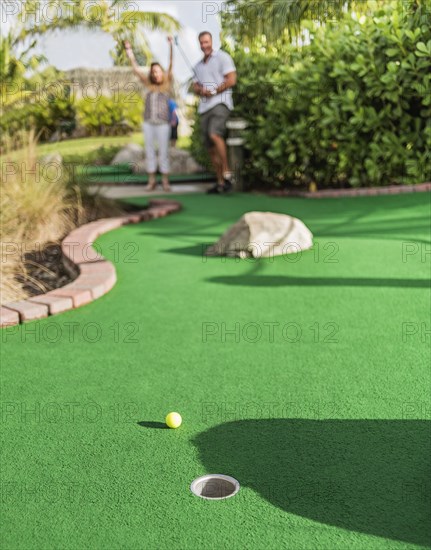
[16,0,180,63]
[111,41,147,67]
[221,0,389,47]
[0,29,46,110]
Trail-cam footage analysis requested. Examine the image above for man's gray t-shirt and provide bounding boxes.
[193,50,237,114]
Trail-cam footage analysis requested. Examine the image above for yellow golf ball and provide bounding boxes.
[165,412,182,429]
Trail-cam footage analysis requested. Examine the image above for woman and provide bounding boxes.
[125,37,173,192]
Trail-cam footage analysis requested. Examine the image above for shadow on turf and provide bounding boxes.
[206,275,430,288]
[162,244,211,257]
[137,421,167,429]
[193,419,431,546]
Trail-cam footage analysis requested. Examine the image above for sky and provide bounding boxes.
[0,1,226,83]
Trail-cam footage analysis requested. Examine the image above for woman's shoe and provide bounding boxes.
[145,175,157,191]
[162,175,171,192]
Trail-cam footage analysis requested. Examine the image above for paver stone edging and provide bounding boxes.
[1,200,182,328]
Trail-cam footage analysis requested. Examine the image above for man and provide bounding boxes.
[193,32,237,194]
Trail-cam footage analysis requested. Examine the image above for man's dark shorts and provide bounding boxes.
[200,104,231,149]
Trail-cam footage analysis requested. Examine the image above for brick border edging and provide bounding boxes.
[268,182,431,198]
[0,199,182,328]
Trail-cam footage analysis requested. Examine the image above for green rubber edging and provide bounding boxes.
[75,164,131,175]
[77,167,216,185]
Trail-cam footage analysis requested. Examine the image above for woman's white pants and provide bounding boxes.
[143,122,170,174]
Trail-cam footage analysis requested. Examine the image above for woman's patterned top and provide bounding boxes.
[138,69,173,124]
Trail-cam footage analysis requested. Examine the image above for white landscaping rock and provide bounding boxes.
[111,143,145,165]
[186,156,202,174]
[132,160,147,174]
[205,212,313,258]
[131,149,203,175]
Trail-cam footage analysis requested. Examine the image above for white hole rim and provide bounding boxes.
[190,474,240,500]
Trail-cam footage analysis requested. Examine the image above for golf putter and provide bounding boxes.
[174,35,201,84]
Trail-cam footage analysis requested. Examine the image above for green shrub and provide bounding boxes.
[75,93,143,137]
[192,0,430,188]
[189,104,211,170]
[1,85,143,149]
[0,86,76,150]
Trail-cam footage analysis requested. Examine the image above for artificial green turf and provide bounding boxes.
[1,192,430,549]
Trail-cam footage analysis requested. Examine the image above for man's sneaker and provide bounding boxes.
[222,178,233,193]
[207,184,222,194]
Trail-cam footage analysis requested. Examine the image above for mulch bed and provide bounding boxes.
[14,202,145,298]
[17,243,79,297]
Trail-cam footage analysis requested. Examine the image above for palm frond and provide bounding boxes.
[222,0,381,45]
[16,4,181,46]
[118,11,181,31]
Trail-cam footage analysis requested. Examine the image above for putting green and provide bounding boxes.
[1,192,430,549]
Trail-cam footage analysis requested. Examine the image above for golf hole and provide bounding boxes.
[190,474,240,500]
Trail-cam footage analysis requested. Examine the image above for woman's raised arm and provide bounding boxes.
[167,36,174,76]
[124,40,149,85]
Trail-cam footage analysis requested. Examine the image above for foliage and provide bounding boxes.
[0,27,77,150]
[189,105,212,170]
[0,129,77,302]
[221,0,384,46]
[0,30,47,110]
[112,42,147,66]
[190,0,430,188]
[75,93,144,136]
[0,76,76,151]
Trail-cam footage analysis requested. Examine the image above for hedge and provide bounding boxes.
[75,92,143,137]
